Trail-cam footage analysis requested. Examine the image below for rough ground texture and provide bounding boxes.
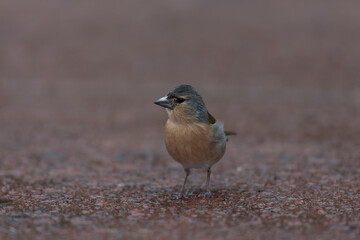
[1,0,360,239]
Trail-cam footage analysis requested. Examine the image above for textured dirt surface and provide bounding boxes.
[1,1,360,239]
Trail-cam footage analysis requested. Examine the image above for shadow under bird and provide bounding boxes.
[154,84,236,197]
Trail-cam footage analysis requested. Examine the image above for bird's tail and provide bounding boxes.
[225,131,237,136]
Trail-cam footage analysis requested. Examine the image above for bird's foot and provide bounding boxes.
[198,191,212,198]
[175,191,187,199]
[170,193,185,200]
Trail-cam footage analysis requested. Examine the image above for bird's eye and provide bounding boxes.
[174,97,185,104]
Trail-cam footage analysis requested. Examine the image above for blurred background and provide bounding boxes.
[0,0,360,239]
[1,0,359,162]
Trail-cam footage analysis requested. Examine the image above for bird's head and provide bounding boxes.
[154,85,209,123]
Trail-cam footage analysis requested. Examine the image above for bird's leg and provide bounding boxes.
[180,168,190,197]
[198,167,212,198]
[205,167,212,194]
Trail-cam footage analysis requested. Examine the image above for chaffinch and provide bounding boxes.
[154,84,235,197]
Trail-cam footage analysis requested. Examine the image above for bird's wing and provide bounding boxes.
[207,111,217,124]
[208,111,236,137]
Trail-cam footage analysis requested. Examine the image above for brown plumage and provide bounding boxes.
[154,84,235,197]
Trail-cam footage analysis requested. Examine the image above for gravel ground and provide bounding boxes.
[1,1,360,239]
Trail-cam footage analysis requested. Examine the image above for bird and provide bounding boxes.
[154,84,235,197]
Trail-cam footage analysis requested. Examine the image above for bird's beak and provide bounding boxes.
[154,96,173,109]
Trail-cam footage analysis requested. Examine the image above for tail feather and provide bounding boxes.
[225,131,236,142]
[225,131,237,136]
